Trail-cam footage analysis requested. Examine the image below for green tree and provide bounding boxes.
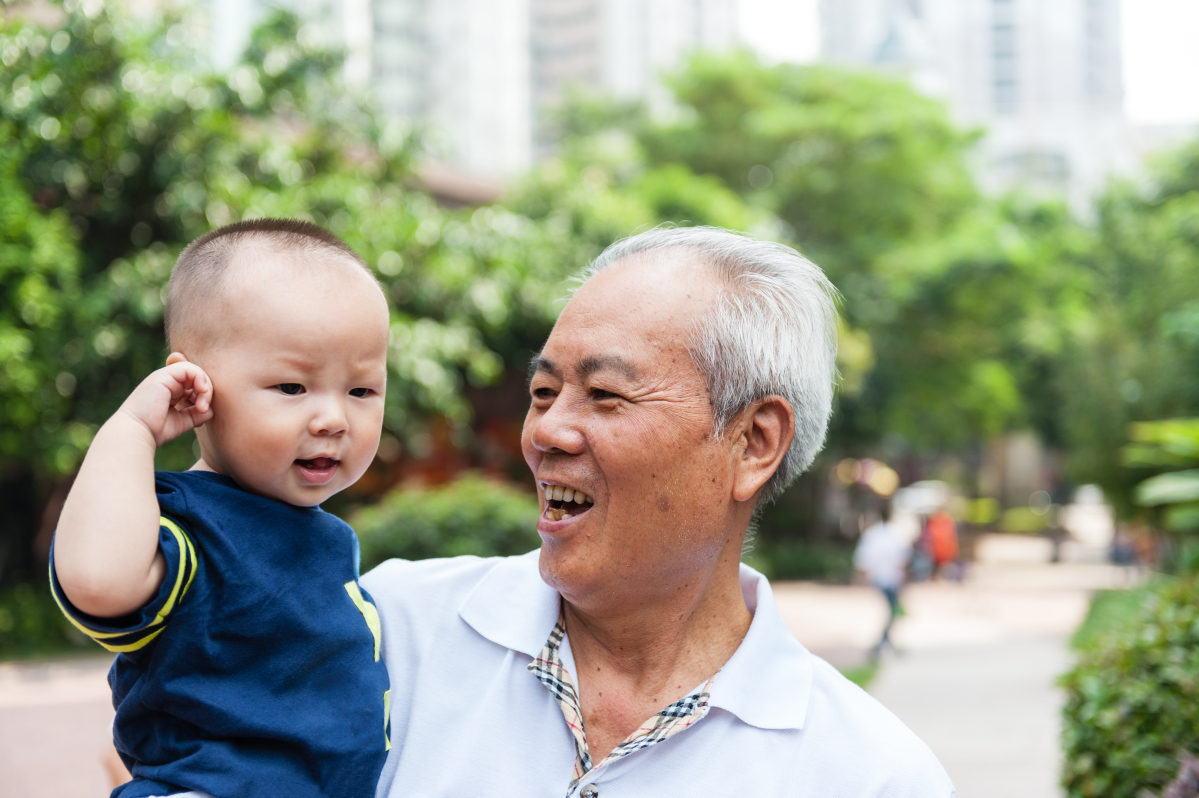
[1055,141,1199,511]
[0,4,584,583]
[860,199,1093,449]
[639,51,980,280]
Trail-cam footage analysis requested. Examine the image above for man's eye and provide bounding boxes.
[532,387,556,400]
[591,388,619,401]
[277,383,304,395]
[349,387,370,398]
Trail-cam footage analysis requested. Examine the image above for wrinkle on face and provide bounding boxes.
[523,253,745,612]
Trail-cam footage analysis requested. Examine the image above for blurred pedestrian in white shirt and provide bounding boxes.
[854,500,912,657]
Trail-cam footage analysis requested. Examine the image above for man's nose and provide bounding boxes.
[308,395,348,436]
[528,390,586,455]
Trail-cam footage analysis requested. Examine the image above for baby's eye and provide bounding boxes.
[349,387,371,398]
[277,383,304,395]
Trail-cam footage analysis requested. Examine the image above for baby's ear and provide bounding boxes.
[165,352,189,366]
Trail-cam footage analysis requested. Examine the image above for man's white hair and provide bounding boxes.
[581,226,840,502]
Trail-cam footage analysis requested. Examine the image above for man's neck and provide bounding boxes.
[563,540,752,764]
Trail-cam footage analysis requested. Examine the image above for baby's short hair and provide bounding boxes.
[165,218,374,351]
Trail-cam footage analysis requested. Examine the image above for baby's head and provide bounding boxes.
[164,219,390,507]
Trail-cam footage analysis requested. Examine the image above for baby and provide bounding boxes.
[51,219,392,798]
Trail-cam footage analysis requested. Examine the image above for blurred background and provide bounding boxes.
[2,0,1199,796]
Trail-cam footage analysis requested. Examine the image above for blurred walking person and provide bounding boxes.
[854,500,912,659]
[927,509,961,581]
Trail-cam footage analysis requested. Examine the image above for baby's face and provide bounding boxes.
[187,253,390,507]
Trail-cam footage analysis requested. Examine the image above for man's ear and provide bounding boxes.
[731,396,795,503]
[165,352,188,367]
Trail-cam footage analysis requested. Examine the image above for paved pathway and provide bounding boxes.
[0,655,115,797]
[0,535,1134,797]
[774,535,1136,798]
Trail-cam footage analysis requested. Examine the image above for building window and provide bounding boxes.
[992,0,1018,114]
[994,150,1071,187]
[1084,0,1107,105]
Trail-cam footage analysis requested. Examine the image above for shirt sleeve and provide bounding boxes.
[48,516,198,653]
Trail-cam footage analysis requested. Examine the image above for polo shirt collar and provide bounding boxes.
[708,564,813,731]
[459,550,559,659]
[458,551,812,731]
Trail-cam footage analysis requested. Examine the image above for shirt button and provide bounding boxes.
[580,785,599,798]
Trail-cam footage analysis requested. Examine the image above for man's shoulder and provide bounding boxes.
[361,550,539,612]
[802,656,954,794]
[360,550,547,668]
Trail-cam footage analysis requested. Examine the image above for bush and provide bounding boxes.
[0,582,94,660]
[1060,576,1199,797]
[747,539,855,582]
[352,474,541,572]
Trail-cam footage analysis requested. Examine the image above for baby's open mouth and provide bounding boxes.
[296,457,339,471]
[542,483,594,522]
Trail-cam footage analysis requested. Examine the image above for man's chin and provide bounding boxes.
[537,544,590,597]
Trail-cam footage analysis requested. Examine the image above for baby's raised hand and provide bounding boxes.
[117,356,214,447]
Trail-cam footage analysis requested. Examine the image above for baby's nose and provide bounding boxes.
[308,399,348,435]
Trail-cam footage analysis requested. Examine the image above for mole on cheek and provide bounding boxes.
[656,494,670,513]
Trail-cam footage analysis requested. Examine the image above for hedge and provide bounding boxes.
[1060,576,1199,797]
[351,473,541,572]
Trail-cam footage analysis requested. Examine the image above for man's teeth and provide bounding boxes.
[543,485,594,521]
[545,485,594,504]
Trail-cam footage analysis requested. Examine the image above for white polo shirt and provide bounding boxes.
[362,550,954,798]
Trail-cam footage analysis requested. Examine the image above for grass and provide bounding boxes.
[840,660,879,689]
[1069,579,1165,652]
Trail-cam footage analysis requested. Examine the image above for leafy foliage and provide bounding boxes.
[0,140,85,474]
[639,52,980,278]
[0,582,91,659]
[544,53,1098,454]
[1058,145,1199,507]
[0,4,577,585]
[0,4,585,487]
[1061,577,1199,797]
[1120,419,1199,569]
[352,474,540,570]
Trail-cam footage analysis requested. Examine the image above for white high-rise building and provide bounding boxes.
[529,0,739,155]
[369,0,534,179]
[208,0,739,179]
[358,0,738,178]
[820,0,1130,205]
[203,1,738,178]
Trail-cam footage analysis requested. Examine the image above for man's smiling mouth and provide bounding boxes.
[541,483,595,522]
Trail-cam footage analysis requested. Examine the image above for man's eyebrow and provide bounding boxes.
[577,355,639,381]
[528,356,559,383]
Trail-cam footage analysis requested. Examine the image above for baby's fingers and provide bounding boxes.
[162,359,213,412]
[186,402,215,429]
[191,371,212,414]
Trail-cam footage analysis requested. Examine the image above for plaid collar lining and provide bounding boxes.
[527,610,716,795]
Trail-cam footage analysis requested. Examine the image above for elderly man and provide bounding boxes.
[363,227,952,796]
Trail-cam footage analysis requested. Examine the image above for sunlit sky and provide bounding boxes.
[737,0,1199,126]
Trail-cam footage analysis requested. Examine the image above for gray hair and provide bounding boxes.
[581,226,840,502]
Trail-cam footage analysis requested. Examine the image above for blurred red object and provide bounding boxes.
[928,511,959,566]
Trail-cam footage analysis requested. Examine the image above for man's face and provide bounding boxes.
[522,254,744,609]
[189,254,390,507]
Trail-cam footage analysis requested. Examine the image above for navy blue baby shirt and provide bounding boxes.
[50,470,391,798]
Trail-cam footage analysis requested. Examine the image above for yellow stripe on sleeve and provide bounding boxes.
[93,626,169,653]
[344,581,383,661]
[48,516,197,653]
[156,517,196,622]
[383,689,392,751]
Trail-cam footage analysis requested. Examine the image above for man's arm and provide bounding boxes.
[54,355,212,618]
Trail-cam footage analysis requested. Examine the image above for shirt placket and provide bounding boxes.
[527,611,716,798]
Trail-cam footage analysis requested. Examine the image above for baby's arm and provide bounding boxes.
[54,355,213,618]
